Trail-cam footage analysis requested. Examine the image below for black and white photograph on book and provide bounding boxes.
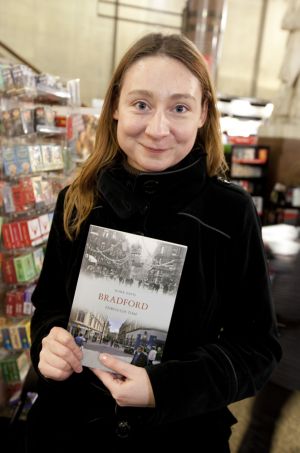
[68,225,187,370]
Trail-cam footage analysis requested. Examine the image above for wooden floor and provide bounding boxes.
[229,391,300,452]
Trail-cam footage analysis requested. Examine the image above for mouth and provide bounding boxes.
[142,144,168,153]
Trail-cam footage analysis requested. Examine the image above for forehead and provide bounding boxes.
[120,55,202,95]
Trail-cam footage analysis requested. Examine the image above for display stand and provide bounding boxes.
[0,62,79,424]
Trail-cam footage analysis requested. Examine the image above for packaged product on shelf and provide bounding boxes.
[231,163,263,178]
[8,324,23,350]
[2,146,18,177]
[0,349,30,383]
[38,213,51,240]
[2,223,14,249]
[34,106,55,128]
[12,108,35,136]
[11,65,36,97]
[40,145,52,171]
[0,326,13,350]
[17,319,31,349]
[15,145,32,175]
[21,177,38,208]
[32,247,45,274]
[2,255,17,284]
[30,175,44,204]
[0,320,32,351]
[14,253,37,283]
[1,110,14,137]
[23,285,36,316]
[4,287,35,319]
[51,145,64,170]
[1,66,15,95]
[28,145,44,172]
[20,217,43,247]
[5,288,26,318]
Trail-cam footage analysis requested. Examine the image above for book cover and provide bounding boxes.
[68,225,187,370]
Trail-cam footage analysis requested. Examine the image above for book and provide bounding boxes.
[68,225,187,370]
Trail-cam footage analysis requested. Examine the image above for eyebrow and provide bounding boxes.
[127,90,197,102]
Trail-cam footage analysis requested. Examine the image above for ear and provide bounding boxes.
[198,100,208,128]
[113,108,119,120]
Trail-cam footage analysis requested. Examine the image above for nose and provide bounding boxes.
[145,110,170,138]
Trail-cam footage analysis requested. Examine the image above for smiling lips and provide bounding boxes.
[142,144,169,152]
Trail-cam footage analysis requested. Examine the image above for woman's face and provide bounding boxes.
[113,55,207,172]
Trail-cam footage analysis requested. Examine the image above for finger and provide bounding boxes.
[44,335,82,358]
[40,348,82,374]
[49,327,82,360]
[38,361,73,381]
[42,338,83,373]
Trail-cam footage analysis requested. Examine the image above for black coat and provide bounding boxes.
[28,150,281,449]
[131,351,148,367]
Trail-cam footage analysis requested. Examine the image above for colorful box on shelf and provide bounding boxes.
[0,319,31,352]
[1,253,38,285]
[32,247,45,274]
[2,256,18,284]
[4,287,36,318]
[5,289,25,318]
[14,253,37,283]
[0,350,30,383]
[1,212,52,251]
[231,146,269,164]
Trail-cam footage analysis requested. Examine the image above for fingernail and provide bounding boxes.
[99,354,108,361]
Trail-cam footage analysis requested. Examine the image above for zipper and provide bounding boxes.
[177,212,231,240]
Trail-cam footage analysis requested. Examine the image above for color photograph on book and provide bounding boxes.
[68,225,187,370]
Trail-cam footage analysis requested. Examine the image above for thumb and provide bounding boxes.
[99,353,133,377]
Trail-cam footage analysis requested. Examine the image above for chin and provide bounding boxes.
[142,164,170,172]
[139,158,174,173]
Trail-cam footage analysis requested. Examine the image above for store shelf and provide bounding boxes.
[36,83,71,103]
[225,142,270,218]
[0,61,80,421]
[36,125,66,136]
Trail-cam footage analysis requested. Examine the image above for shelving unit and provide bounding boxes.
[218,95,273,221]
[0,62,79,420]
[228,144,270,217]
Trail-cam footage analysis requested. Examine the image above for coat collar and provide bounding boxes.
[97,148,207,219]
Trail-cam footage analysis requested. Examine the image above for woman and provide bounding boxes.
[27,33,281,452]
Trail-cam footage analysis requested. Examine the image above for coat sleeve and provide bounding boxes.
[30,188,72,373]
[146,195,282,424]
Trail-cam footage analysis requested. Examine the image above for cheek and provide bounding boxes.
[118,115,144,137]
[175,123,199,144]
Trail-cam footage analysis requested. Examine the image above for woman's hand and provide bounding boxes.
[38,327,83,381]
[91,354,155,407]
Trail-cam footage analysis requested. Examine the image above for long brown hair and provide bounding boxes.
[64,33,226,239]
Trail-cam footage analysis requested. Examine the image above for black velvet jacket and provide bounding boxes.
[29,150,281,438]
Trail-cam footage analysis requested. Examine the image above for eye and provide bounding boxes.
[174,104,188,113]
[135,101,148,111]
